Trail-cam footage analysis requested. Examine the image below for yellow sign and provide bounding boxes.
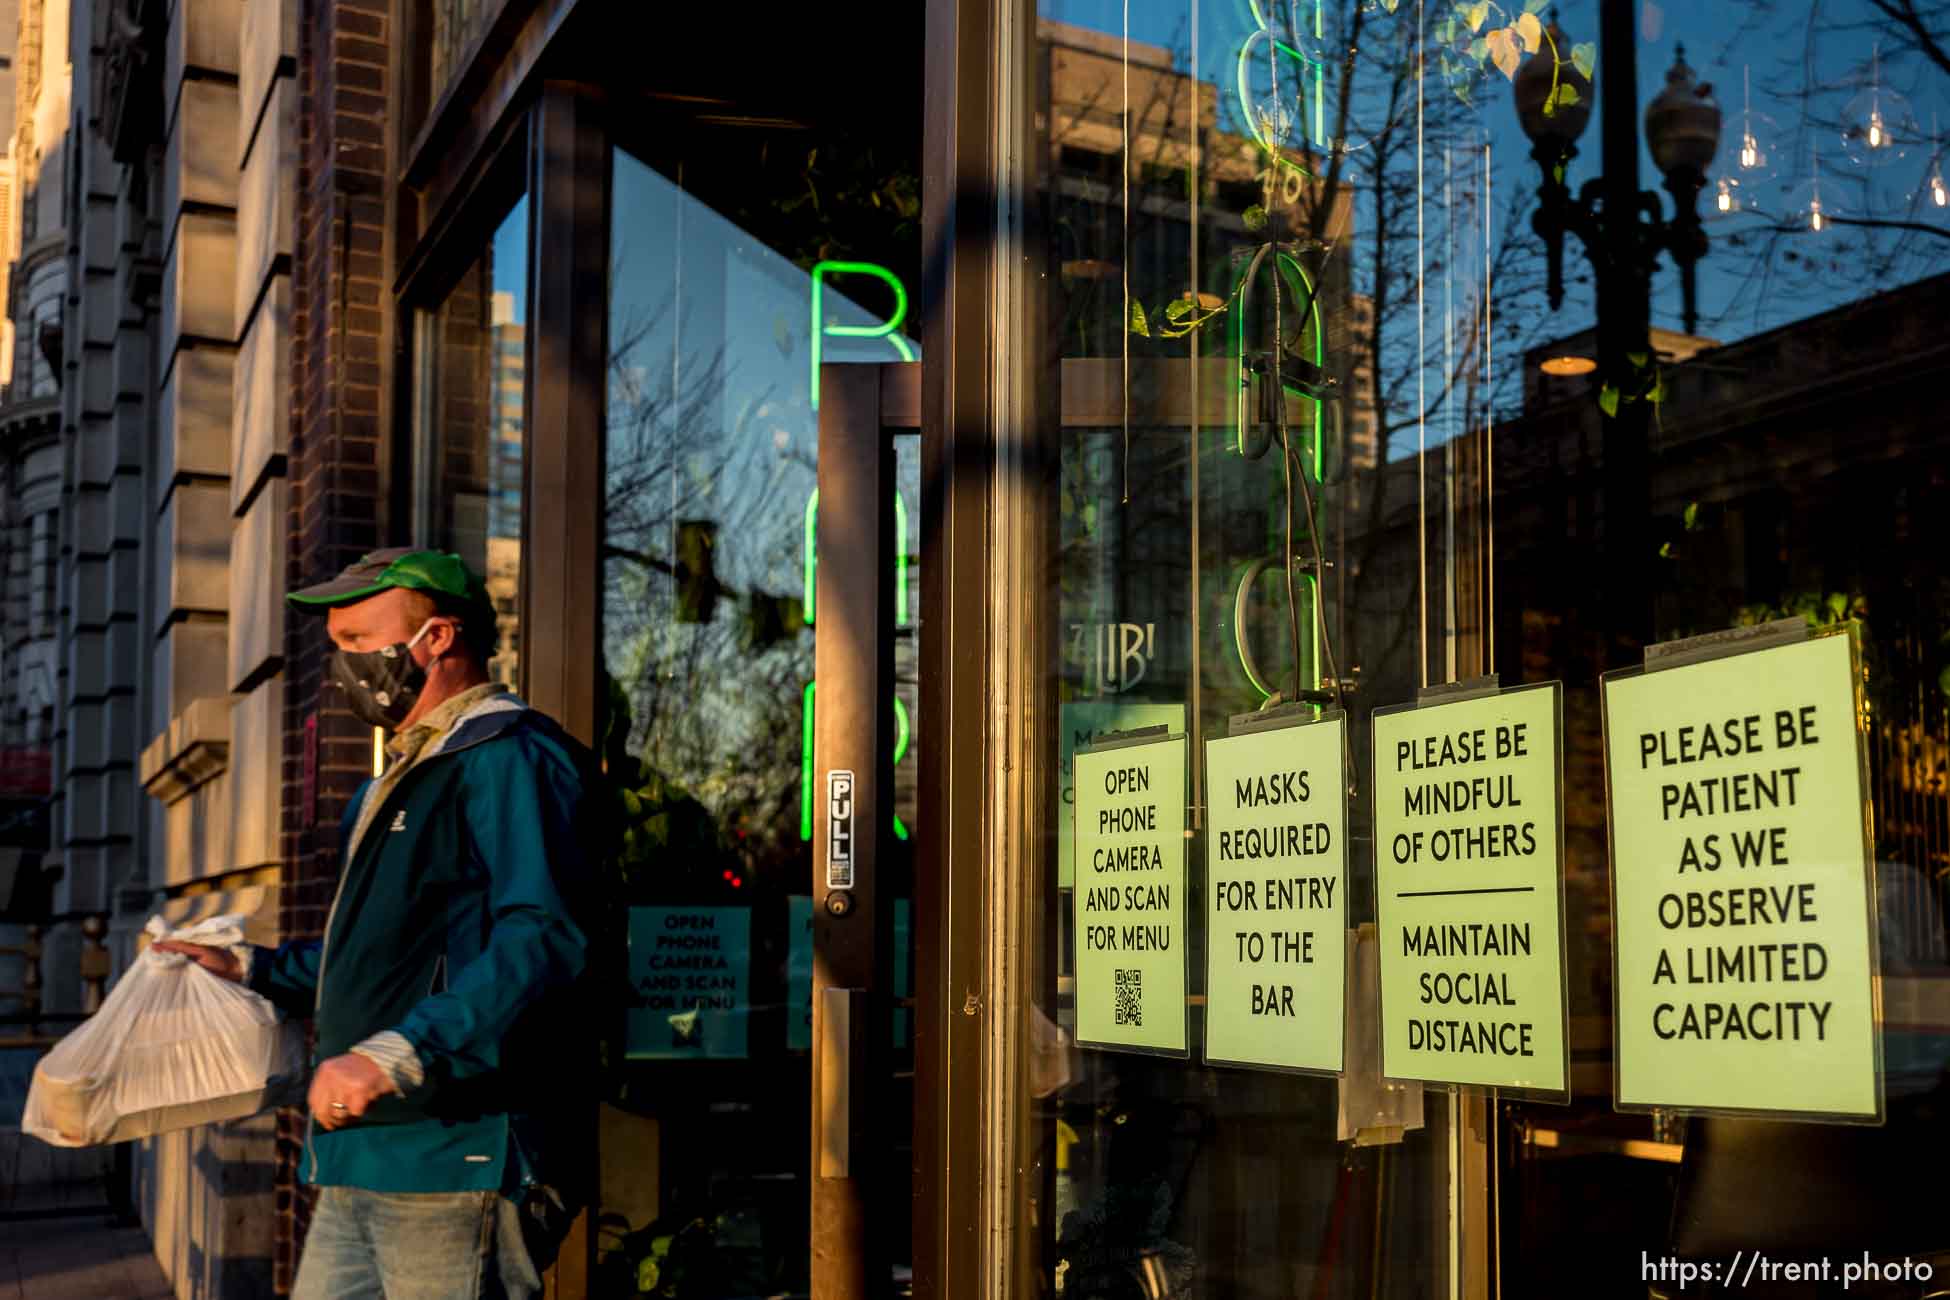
[1059,702,1185,887]
[1604,632,1879,1120]
[1072,734,1188,1055]
[1372,684,1568,1094]
[1203,713,1347,1074]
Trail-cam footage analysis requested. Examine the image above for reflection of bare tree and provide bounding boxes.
[601,279,817,865]
[1043,9,1551,719]
[1695,2,1950,333]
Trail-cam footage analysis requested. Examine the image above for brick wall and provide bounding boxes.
[275,0,395,1288]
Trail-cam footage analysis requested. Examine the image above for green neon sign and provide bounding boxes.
[800,681,911,842]
[1231,566,1321,703]
[802,488,908,628]
[1228,248,1323,473]
[1227,242,1324,705]
[1236,0,1326,175]
[800,261,917,842]
[810,261,916,410]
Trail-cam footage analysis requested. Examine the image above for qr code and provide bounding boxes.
[1114,968,1142,1027]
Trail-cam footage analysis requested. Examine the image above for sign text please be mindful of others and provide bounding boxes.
[1605,632,1880,1120]
[1373,684,1568,1094]
[1073,734,1188,1055]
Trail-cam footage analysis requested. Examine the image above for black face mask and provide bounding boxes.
[330,620,435,730]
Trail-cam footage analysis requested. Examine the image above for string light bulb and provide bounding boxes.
[1731,69,1781,185]
[1841,44,1915,167]
[1787,139,1837,233]
[1927,114,1948,210]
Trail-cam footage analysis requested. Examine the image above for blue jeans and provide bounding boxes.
[291,1186,542,1300]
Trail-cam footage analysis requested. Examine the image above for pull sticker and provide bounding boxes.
[826,769,856,890]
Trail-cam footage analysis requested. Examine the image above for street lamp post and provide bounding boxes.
[1512,2,1722,655]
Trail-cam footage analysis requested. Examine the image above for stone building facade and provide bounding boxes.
[0,0,307,1292]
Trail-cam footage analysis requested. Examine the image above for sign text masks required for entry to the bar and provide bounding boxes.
[1203,714,1347,1073]
[1073,734,1189,1054]
[1373,685,1568,1092]
[1605,633,1879,1119]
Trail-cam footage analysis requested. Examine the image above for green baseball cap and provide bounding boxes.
[287,547,491,612]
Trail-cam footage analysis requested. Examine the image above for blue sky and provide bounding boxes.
[1043,0,1950,348]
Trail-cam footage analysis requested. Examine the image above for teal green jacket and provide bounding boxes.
[249,693,603,1196]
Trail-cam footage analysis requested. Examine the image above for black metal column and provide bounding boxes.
[811,363,897,1299]
[1598,0,1655,657]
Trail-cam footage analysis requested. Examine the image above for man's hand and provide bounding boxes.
[309,1054,396,1131]
[150,941,243,981]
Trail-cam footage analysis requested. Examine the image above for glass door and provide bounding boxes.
[594,144,920,1298]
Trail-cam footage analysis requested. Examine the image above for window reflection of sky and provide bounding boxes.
[606,153,920,598]
[601,151,922,819]
[1041,0,1949,420]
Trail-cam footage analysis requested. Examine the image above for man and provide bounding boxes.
[158,547,601,1300]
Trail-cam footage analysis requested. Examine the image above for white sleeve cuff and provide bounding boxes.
[349,1030,428,1095]
[229,944,255,986]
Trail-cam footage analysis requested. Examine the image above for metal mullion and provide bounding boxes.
[916,0,1003,1296]
[521,82,611,1300]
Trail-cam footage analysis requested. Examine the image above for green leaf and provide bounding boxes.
[1165,297,1195,321]
[1436,17,1457,44]
[1128,299,1150,337]
[1598,384,1620,417]
[1468,36,1489,62]
[1658,541,1674,559]
[1544,83,1581,114]
[1648,377,1669,405]
[1626,350,1650,369]
[1466,1,1490,32]
[1243,204,1269,232]
[1552,162,1566,184]
[1826,592,1848,620]
[1524,0,1549,11]
[1938,664,1950,698]
[1572,42,1596,81]
[1682,501,1700,531]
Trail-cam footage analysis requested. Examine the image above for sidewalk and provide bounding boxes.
[0,1213,172,1299]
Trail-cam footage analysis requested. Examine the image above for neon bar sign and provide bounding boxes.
[801,260,917,841]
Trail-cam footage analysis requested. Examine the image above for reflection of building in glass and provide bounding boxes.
[603,151,922,862]
[1042,18,1376,708]
[485,291,524,685]
[488,290,525,541]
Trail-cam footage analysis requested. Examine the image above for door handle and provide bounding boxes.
[818,986,866,1178]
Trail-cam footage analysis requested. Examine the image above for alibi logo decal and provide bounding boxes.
[826,770,855,890]
[1069,622,1158,695]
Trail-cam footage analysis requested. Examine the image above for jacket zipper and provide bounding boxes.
[310,700,512,1013]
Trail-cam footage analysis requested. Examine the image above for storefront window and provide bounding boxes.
[420,196,528,687]
[594,144,920,1296]
[1003,0,1950,1293]
[1023,4,1448,1293]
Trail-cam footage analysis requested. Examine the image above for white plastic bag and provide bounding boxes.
[22,915,306,1147]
